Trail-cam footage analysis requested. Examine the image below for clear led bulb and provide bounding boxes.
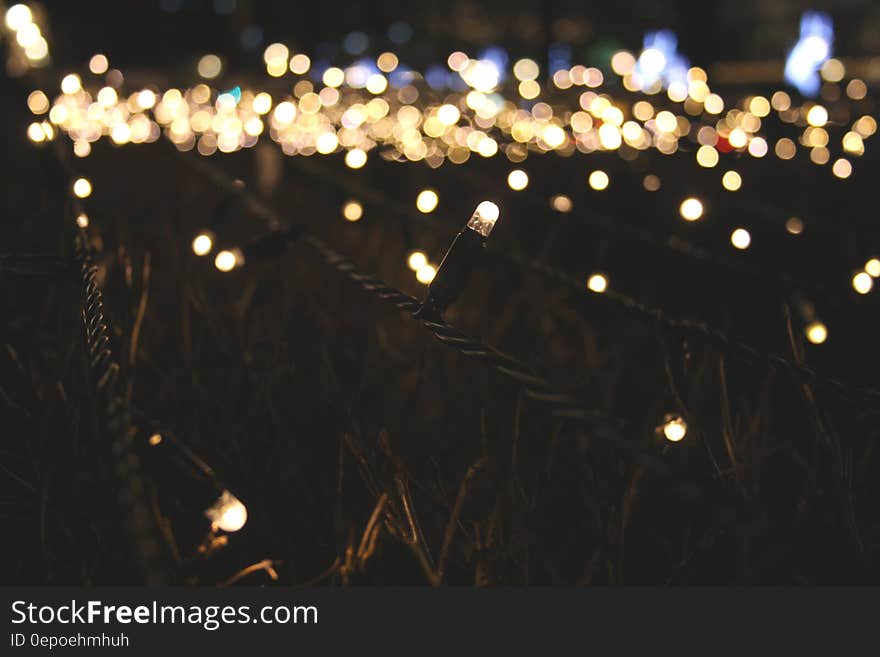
[466,201,500,238]
[204,490,248,533]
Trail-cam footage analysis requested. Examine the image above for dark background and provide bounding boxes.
[1,0,879,586]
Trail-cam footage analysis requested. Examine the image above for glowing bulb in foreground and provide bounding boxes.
[731,228,751,250]
[205,490,248,533]
[865,258,880,278]
[466,201,499,238]
[587,273,608,293]
[343,201,363,222]
[192,231,214,256]
[416,264,437,284]
[416,189,439,213]
[661,414,687,442]
[507,169,529,191]
[407,250,428,271]
[214,249,242,272]
[72,177,92,198]
[679,197,703,221]
[805,321,827,345]
[852,271,873,295]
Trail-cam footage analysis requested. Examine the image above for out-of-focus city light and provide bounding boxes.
[416,189,439,213]
[722,170,742,191]
[72,177,92,198]
[679,197,703,221]
[345,148,367,169]
[192,232,214,256]
[805,321,827,345]
[214,249,242,272]
[785,11,833,97]
[416,264,437,284]
[507,169,528,190]
[550,194,572,213]
[407,251,428,272]
[865,258,880,278]
[89,53,109,74]
[587,273,608,293]
[731,228,751,250]
[197,54,222,79]
[786,217,804,235]
[852,271,873,294]
[343,200,363,222]
[643,174,661,191]
[588,170,609,190]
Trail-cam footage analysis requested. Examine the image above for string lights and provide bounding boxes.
[416,201,499,318]
[138,431,248,534]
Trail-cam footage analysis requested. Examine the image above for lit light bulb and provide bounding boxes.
[407,251,428,271]
[722,170,742,191]
[679,197,704,221]
[805,321,827,345]
[60,73,82,95]
[865,258,880,278]
[75,213,89,228]
[205,490,248,533]
[806,105,828,127]
[587,273,608,293]
[72,177,92,198]
[345,148,367,169]
[852,271,873,295]
[507,169,529,191]
[786,217,804,235]
[588,170,609,190]
[214,248,243,272]
[416,264,437,284]
[5,4,33,31]
[192,231,214,256]
[731,228,751,250]
[466,201,499,238]
[89,54,109,75]
[148,433,163,446]
[416,189,439,213]
[661,414,687,442]
[343,200,363,222]
[550,194,572,213]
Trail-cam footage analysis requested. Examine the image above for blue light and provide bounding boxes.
[389,66,415,88]
[425,65,449,90]
[310,59,331,83]
[548,43,571,74]
[634,29,689,89]
[478,46,508,83]
[784,11,833,97]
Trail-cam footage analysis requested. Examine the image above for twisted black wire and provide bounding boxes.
[303,234,601,417]
[283,155,880,411]
[500,249,880,410]
[69,198,168,585]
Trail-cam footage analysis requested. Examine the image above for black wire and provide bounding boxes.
[185,146,880,413]
[54,147,170,585]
